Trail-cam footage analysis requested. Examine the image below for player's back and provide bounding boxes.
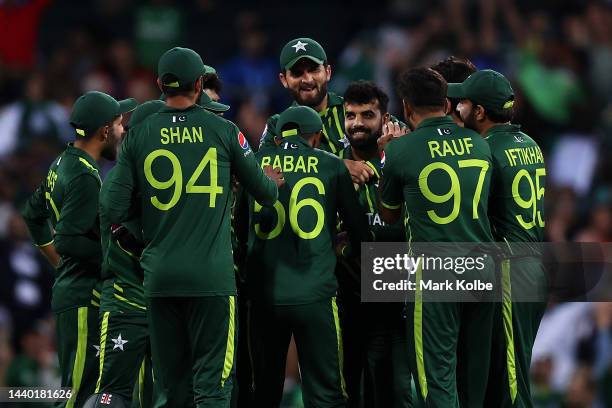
[126,105,245,297]
[248,137,349,304]
[485,125,545,244]
[383,116,494,243]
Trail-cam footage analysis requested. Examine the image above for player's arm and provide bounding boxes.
[258,115,280,149]
[230,127,281,207]
[336,162,370,256]
[377,145,404,225]
[54,174,102,260]
[21,183,60,268]
[103,132,137,224]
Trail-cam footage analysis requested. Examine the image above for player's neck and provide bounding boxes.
[478,120,509,136]
[166,95,198,110]
[351,145,378,162]
[312,93,329,113]
[73,140,101,162]
[412,111,446,128]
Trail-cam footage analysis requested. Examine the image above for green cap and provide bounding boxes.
[447,69,515,114]
[276,106,323,137]
[158,47,206,88]
[279,38,327,71]
[70,91,137,137]
[198,92,230,113]
[128,100,165,128]
[203,65,217,75]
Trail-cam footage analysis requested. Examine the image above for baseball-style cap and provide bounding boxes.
[203,65,217,75]
[276,106,323,137]
[280,38,327,71]
[70,91,137,137]
[158,47,206,88]
[128,100,165,128]
[447,69,515,115]
[198,92,230,113]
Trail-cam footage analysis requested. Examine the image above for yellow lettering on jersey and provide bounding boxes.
[294,156,306,172]
[273,155,282,169]
[284,156,294,172]
[261,156,271,168]
[504,146,544,167]
[170,127,181,144]
[429,138,473,158]
[182,127,193,143]
[192,127,203,143]
[307,157,318,173]
[160,128,169,145]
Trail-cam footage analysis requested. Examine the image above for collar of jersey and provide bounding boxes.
[158,104,200,113]
[66,143,100,172]
[484,123,521,138]
[343,146,382,177]
[414,115,455,131]
[282,134,313,148]
[289,92,343,111]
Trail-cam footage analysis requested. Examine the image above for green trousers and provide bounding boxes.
[250,297,347,408]
[147,296,237,408]
[363,303,413,408]
[56,306,100,408]
[484,259,547,407]
[95,310,153,407]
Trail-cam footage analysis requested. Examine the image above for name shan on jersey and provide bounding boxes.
[260,155,319,173]
[504,146,544,167]
[160,127,204,144]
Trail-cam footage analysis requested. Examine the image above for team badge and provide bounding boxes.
[380,151,386,168]
[238,132,250,150]
[100,393,112,404]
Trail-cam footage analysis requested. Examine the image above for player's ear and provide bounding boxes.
[312,131,322,148]
[156,78,163,92]
[382,112,391,125]
[325,64,332,81]
[444,98,452,115]
[279,72,289,89]
[476,105,487,122]
[402,99,412,124]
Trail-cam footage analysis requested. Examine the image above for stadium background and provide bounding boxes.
[0,0,611,406]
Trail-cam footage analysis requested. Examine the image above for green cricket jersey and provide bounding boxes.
[380,116,494,243]
[259,92,348,155]
[22,144,102,312]
[484,124,546,245]
[341,147,404,242]
[101,104,278,297]
[247,135,370,305]
[99,166,146,312]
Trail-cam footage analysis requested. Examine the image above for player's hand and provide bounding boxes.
[264,165,285,188]
[377,121,408,152]
[111,224,144,258]
[344,159,374,185]
[335,231,349,257]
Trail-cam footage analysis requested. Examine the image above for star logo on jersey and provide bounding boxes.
[292,41,308,53]
[111,334,128,351]
[238,131,250,150]
[100,393,113,404]
[93,344,100,357]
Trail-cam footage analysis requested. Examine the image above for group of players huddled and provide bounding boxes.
[22,37,546,408]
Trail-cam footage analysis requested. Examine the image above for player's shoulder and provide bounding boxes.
[312,147,344,172]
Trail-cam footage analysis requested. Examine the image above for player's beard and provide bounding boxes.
[101,130,121,161]
[291,81,328,108]
[347,125,381,151]
[461,108,479,132]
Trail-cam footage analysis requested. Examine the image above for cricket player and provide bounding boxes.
[339,81,412,408]
[101,47,282,407]
[22,91,136,407]
[378,68,495,408]
[89,100,165,408]
[259,37,375,185]
[448,69,547,407]
[244,105,370,407]
[431,56,477,126]
[202,65,225,103]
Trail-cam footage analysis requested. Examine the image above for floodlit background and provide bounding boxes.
[0,0,611,406]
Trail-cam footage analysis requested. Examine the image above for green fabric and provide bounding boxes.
[447,69,514,115]
[484,124,546,246]
[70,92,136,137]
[157,47,205,87]
[249,298,347,407]
[128,101,165,128]
[56,306,100,408]
[276,105,323,135]
[95,310,150,405]
[22,144,103,312]
[101,105,278,297]
[379,115,494,243]
[147,296,236,407]
[246,135,369,305]
[279,38,327,70]
[259,92,347,155]
[198,92,230,112]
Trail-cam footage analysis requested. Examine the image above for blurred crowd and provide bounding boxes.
[0,0,611,406]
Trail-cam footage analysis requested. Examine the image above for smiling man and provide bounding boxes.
[259,37,375,185]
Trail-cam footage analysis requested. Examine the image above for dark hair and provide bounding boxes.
[344,80,389,113]
[160,74,197,97]
[485,106,514,123]
[431,56,477,114]
[397,67,447,111]
[202,73,223,93]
